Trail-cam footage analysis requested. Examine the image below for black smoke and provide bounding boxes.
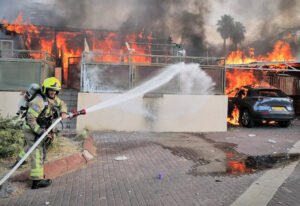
[1,0,300,57]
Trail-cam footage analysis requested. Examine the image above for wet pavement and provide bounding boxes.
[0,120,299,206]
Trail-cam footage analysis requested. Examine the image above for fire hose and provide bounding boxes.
[0,109,86,186]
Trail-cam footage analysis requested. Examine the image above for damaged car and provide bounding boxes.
[228,86,295,128]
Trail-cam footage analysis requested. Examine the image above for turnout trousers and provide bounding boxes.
[23,131,44,180]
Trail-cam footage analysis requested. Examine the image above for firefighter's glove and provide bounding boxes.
[44,133,55,148]
[61,112,67,120]
[51,127,58,134]
[45,133,55,145]
[46,133,54,140]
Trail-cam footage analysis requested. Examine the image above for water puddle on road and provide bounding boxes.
[226,153,300,175]
[161,140,300,176]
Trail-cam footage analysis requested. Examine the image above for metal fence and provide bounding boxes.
[225,62,300,96]
[0,49,55,90]
[80,49,226,94]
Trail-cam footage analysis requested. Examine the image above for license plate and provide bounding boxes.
[272,107,285,111]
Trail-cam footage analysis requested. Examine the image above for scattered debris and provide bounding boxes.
[248,134,256,137]
[114,156,128,161]
[245,153,300,169]
[158,173,162,179]
[45,202,50,205]
[267,139,277,144]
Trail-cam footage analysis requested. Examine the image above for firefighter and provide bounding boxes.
[23,77,67,189]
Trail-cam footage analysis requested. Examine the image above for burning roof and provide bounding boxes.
[0,13,165,84]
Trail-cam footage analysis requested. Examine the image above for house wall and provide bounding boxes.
[76,93,228,132]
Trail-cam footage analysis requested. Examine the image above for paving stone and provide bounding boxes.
[2,127,300,206]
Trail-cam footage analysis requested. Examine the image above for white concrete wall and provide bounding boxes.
[0,92,22,117]
[77,93,228,132]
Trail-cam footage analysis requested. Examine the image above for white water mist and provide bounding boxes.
[85,62,215,113]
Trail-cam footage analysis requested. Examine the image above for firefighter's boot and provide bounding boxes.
[31,179,52,189]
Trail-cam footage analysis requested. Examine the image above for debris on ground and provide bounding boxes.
[267,139,277,144]
[114,156,128,161]
[245,153,300,169]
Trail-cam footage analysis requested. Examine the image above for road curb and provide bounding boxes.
[11,135,96,182]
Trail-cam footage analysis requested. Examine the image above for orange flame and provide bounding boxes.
[56,32,83,82]
[227,105,240,125]
[226,153,255,175]
[226,40,296,65]
[225,39,296,125]
[227,161,248,174]
[2,13,155,84]
[226,39,296,95]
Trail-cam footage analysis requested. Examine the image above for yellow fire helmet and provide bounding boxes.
[42,77,61,94]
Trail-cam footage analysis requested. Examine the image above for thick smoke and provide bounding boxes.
[1,0,300,56]
[0,0,209,56]
[118,0,209,55]
[210,0,300,55]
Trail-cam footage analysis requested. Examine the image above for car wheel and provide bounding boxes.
[278,121,291,128]
[241,109,254,128]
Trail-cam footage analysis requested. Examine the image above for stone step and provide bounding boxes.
[59,89,79,131]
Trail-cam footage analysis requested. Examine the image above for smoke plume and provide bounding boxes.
[1,0,300,56]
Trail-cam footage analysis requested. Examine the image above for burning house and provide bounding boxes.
[0,10,228,132]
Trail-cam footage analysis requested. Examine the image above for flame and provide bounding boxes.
[227,105,239,125]
[225,39,296,125]
[56,32,83,82]
[226,153,255,175]
[2,13,155,84]
[226,40,296,64]
[86,31,153,64]
[227,161,248,174]
[226,40,296,96]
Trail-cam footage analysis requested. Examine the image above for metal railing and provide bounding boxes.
[80,50,226,94]
[0,49,56,90]
[226,61,300,72]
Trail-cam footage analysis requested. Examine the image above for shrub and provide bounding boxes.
[76,128,89,142]
[0,114,24,158]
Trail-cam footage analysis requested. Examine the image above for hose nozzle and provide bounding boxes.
[68,109,86,120]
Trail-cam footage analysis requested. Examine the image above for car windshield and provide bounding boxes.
[254,89,288,97]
